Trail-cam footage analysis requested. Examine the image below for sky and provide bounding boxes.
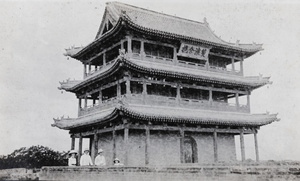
[0,0,299,161]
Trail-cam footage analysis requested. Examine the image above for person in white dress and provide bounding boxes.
[68,150,77,166]
[94,149,106,166]
[80,148,93,166]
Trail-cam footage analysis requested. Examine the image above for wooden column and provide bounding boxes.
[235,93,239,109]
[179,128,185,163]
[240,130,245,162]
[120,40,124,49]
[173,47,178,65]
[209,88,213,105]
[78,135,83,165]
[78,98,82,116]
[90,136,94,162]
[240,58,244,75]
[71,136,75,150]
[140,41,145,59]
[117,81,121,98]
[88,63,91,74]
[142,81,147,104]
[213,129,218,162]
[127,36,132,55]
[247,92,251,111]
[112,128,116,159]
[83,63,87,78]
[84,95,88,108]
[254,130,259,162]
[145,126,150,165]
[98,90,102,105]
[124,127,129,165]
[126,79,131,95]
[231,57,235,72]
[103,53,106,66]
[176,84,181,105]
[93,134,98,162]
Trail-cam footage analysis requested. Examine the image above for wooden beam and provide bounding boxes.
[209,52,243,61]
[145,126,150,165]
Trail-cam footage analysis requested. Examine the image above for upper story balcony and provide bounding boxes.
[78,93,250,117]
[82,37,244,79]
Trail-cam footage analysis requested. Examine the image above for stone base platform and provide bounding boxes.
[39,163,300,181]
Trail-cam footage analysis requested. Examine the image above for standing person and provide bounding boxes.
[68,150,77,166]
[94,149,106,166]
[80,148,93,166]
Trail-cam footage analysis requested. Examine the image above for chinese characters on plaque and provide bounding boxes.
[177,43,210,61]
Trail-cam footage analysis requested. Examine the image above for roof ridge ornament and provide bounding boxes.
[203,17,208,26]
[236,40,240,46]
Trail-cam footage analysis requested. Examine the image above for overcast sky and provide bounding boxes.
[0,0,299,161]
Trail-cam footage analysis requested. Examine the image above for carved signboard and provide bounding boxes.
[177,43,210,61]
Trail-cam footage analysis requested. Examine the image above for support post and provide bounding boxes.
[98,90,102,105]
[235,93,239,109]
[213,129,218,162]
[176,84,181,105]
[209,88,213,105]
[145,126,150,165]
[140,40,145,59]
[78,98,82,116]
[126,79,131,95]
[113,128,116,159]
[231,57,235,72]
[124,127,129,165]
[90,136,94,163]
[71,136,75,150]
[84,95,87,108]
[180,128,184,163]
[93,134,98,162]
[127,36,132,56]
[78,135,83,166]
[240,57,244,75]
[83,63,87,78]
[88,63,91,74]
[142,81,147,104]
[103,53,106,66]
[254,130,259,162]
[173,47,178,65]
[247,92,251,111]
[117,81,121,99]
[240,130,245,162]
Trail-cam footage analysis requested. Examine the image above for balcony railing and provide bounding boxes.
[78,94,249,117]
[84,52,242,79]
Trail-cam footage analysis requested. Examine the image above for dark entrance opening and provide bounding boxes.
[183,136,198,163]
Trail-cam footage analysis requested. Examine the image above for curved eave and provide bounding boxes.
[52,104,278,130]
[52,108,118,130]
[69,16,262,60]
[60,57,270,92]
[122,16,262,55]
[120,105,278,127]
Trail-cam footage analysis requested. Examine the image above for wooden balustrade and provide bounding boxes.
[78,94,250,117]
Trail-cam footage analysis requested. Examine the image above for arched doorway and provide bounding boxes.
[183,136,198,163]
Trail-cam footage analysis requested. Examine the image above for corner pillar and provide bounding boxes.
[213,129,218,162]
[145,126,150,165]
[78,135,83,166]
[240,129,245,162]
[179,128,185,163]
[71,135,75,150]
[254,130,259,162]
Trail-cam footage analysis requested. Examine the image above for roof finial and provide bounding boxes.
[235,40,240,46]
[203,17,208,25]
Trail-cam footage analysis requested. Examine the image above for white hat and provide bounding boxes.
[84,148,90,152]
[69,150,77,155]
[113,158,120,163]
[98,149,104,153]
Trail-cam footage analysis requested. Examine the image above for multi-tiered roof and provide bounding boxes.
[53,2,278,131]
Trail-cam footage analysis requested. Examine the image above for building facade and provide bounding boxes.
[53,2,278,166]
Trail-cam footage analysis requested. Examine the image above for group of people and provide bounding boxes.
[68,148,123,166]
